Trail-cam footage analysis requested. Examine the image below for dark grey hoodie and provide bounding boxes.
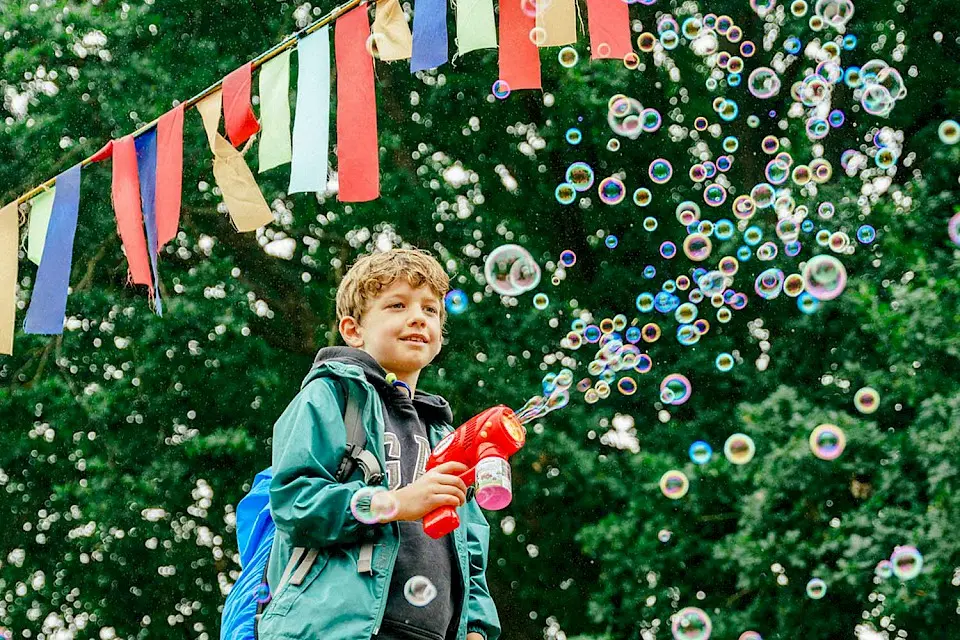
[313,347,463,640]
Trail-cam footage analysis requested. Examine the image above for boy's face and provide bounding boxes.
[342,279,443,379]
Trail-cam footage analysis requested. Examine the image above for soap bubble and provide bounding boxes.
[350,485,390,525]
[948,212,960,247]
[533,293,550,310]
[491,80,511,100]
[802,255,847,301]
[649,159,674,184]
[854,387,880,414]
[890,546,923,580]
[748,67,781,98]
[939,119,960,145]
[565,127,582,145]
[658,529,673,543]
[689,440,713,464]
[555,183,576,205]
[738,633,762,640]
[404,575,438,607]
[659,470,690,499]
[484,244,541,295]
[660,373,692,405]
[558,46,579,68]
[875,560,894,580]
[809,423,846,461]
[724,433,756,465]
[598,176,626,205]
[805,578,827,599]
[566,162,596,191]
[559,250,577,267]
[444,289,469,315]
[671,607,712,640]
[253,582,271,605]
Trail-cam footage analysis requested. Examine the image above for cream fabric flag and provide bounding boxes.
[536,0,578,47]
[196,90,274,232]
[372,0,413,62]
[0,201,18,355]
[258,49,293,173]
[456,0,497,56]
[26,187,56,266]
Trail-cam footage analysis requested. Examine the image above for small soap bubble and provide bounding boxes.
[660,470,690,500]
[805,578,827,600]
[890,546,923,580]
[809,423,846,460]
[491,80,511,100]
[671,607,712,640]
[689,440,713,464]
[724,433,756,465]
[404,575,438,607]
[854,387,880,414]
[444,289,469,315]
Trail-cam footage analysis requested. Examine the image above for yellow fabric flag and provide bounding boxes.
[536,0,578,47]
[196,91,274,233]
[372,0,413,61]
[258,49,293,173]
[456,0,497,56]
[0,201,18,355]
[26,187,56,266]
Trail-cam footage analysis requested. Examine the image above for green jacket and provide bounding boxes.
[259,359,501,640]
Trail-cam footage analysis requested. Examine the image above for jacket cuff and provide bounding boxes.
[466,625,488,639]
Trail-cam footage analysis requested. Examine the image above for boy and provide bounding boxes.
[258,249,501,640]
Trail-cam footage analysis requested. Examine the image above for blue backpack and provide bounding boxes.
[220,378,384,640]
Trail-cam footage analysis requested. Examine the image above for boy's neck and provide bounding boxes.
[392,372,418,399]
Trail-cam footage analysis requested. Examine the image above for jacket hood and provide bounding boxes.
[310,346,454,425]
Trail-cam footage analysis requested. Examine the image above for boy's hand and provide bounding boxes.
[383,461,469,522]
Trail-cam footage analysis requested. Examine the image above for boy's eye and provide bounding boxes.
[389,302,404,309]
[426,306,438,314]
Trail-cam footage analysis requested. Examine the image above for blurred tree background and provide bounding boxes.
[1,0,959,639]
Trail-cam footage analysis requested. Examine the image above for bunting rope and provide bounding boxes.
[9,0,364,212]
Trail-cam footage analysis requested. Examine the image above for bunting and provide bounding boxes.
[586,0,632,60]
[23,164,82,336]
[26,187,56,266]
[536,0,578,47]
[288,27,331,194]
[410,0,448,72]
[135,129,164,315]
[0,202,17,355]
[156,104,185,250]
[3,0,627,356]
[336,5,380,202]
[223,62,261,148]
[372,0,413,61]
[499,0,542,90]
[456,0,497,57]
[258,50,293,173]
[196,90,275,232]
[111,135,154,288]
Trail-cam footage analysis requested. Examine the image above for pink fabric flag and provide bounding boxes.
[336,6,380,202]
[110,135,153,288]
[586,0,632,59]
[499,0,542,90]
[223,62,261,148]
[156,104,184,250]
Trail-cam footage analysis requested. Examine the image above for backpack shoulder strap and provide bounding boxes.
[331,377,383,486]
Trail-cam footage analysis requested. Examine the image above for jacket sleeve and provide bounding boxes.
[269,377,383,549]
[463,498,502,640]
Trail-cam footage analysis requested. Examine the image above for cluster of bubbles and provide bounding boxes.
[876,545,924,581]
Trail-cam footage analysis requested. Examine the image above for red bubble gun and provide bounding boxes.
[422,405,526,539]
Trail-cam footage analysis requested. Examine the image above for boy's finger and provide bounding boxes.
[434,461,469,475]
[434,484,466,504]
[435,473,468,492]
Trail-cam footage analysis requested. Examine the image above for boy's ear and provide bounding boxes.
[338,316,364,348]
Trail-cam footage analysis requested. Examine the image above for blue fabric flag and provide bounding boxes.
[135,128,163,316]
[411,0,448,72]
[24,163,82,335]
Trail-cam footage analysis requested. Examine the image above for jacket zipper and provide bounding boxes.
[372,520,401,635]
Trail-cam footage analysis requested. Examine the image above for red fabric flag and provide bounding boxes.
[498,0,541,90]
[336,6,380,202]
[110,136,152,287]
[223,62,261,147]
[156,104,184,250]
[89,140,114,163]
[586,0,632,60]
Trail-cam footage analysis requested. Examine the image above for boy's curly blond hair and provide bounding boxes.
[336,248,450,326]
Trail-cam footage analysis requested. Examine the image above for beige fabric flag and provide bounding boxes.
[0,202,18,355]
[536,0,578,47]
[372,0,413,61]
[196,90,274,232]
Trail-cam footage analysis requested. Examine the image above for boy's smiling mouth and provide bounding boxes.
[400,334,429,344]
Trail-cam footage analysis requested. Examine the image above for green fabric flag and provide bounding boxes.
[27,187,56,266]
[258,49,293,173]
[456,0,497,56]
